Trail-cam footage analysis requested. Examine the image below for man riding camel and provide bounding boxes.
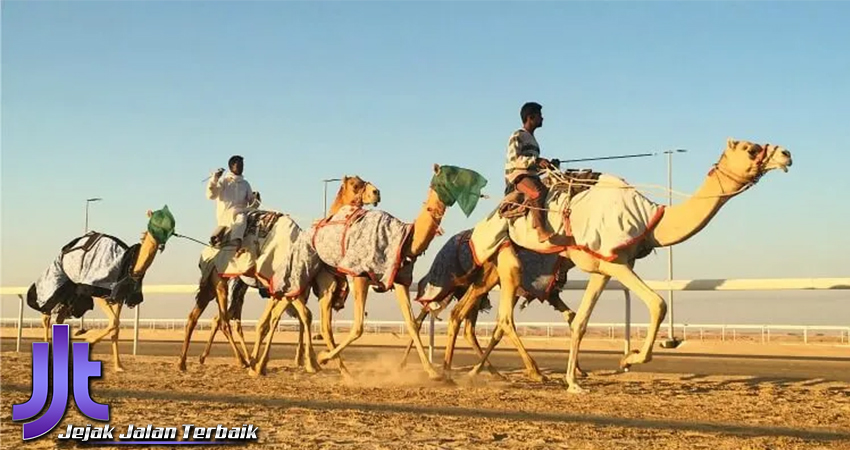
[504,101,560,242]
[206,155,261,250]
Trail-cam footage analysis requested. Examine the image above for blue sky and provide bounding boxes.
[2,1,849,291]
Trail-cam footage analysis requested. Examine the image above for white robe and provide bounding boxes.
[206,172,257,240]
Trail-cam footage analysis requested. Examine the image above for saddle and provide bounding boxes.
[498,169,603,221]
[209,210,283,247]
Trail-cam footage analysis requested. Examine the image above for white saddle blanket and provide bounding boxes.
[469,174,664,263]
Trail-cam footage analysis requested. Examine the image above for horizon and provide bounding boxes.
[2,2,849,326]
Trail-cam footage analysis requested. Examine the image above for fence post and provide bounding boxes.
[133,305,140,356]
[623,290,631,355]
[804,326,808,344]
[16,295,24,352]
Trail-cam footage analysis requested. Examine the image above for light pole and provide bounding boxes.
[85,197,103,233]
[661,149,686,349]
[322,178,341,217]
[82,197,102,333]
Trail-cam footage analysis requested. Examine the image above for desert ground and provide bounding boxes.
[1,328,848,450]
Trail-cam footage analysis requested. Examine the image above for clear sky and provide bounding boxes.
[2,0,849,294]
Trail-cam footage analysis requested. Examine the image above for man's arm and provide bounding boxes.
[206,170,224,199]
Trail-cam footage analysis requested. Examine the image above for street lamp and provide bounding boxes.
[85,197,103,233]
[82,197,102,333]
[660,149,687,349]
[322,178,342,218]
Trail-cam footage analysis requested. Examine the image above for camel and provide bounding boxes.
[400,229,585,381]
[178,176,380,373]
[26,206,175,372]
[463,138,792,393]
[304,164,488,381]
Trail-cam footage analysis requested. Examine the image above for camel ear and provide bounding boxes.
[727,138,739,149]
[433,164,440,174]
[146,210,153,218]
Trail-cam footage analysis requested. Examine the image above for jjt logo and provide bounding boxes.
[12,324,109,440]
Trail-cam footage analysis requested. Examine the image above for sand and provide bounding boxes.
[2,347,849,450]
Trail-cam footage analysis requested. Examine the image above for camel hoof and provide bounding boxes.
[248,368,261,377]
[428,371,444,382]
[567,384,588,395]
[576,367,589,378]
[317,352,332,365]
[114,366,125,374]
[526,370,548,383]
[177,362,187,372]
[198,356,206,365]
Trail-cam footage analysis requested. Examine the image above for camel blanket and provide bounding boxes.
[312,206,413,290]
[27,232,142,317]
[200,211,320,298]
[416,229,568,305]
[469,174,664,263]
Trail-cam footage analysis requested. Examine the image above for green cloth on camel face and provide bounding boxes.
[147,205,176,246]
[430,165,488,217]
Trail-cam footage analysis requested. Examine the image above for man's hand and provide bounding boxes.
[213,168,225,180]
[538,158,552,170]
[550,158,561,169]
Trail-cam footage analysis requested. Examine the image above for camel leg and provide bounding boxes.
[316,276,352,378]
[41,314,51,342]
[565,273,611,394]
[393,284,442,380]
[398,305,432,370]
[289,298,320,373]
[469,247,544,381]
[317,276,369,365]
[110,303,125,372]
[212,275,249,368]
[177,278,212,372]
[461,305,504,379]
[294,305,305,368]
[547,296,587,378]
[200,314,220,365]
[601,261,667,370]
[250,299,275,365]
[250,297,293,376]
[86,297,124,372]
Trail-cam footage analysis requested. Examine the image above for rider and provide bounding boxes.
[206,155,260,249]
[504,102,560,243]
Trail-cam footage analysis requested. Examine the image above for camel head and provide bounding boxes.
[715,138,793,185]
[337,176,381,208]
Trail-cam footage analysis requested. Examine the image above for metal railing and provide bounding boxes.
[3,277,849,357]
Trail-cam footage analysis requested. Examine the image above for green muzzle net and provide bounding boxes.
[430,165,488,217]
[147,205,176,247]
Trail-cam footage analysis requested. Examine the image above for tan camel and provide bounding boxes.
[309,164,488,380]
[178,176,380,373]
[465,139,792,393]
[401,241,586,381]
[28,207,175,372]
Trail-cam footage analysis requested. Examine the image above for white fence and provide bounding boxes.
[3,277,849,359]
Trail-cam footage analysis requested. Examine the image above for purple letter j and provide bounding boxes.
[12,324,109,440]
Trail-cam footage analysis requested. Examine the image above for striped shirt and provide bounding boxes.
[504,128,541,183]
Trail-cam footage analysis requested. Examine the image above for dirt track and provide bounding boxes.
[2,343,849,450]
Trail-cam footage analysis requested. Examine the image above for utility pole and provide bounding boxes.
[661,150,686,349]
[322,178,342,218]
[82,197,102,333]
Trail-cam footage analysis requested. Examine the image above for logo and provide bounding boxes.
[12,324,109,440]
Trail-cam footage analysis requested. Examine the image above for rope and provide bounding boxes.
[173,232,213,248]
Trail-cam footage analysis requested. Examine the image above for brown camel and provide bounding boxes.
[306,164,488,380]
[28,207,175,372]
[400,234,586,381]
[465,138,792,393]
[178,176,380,373]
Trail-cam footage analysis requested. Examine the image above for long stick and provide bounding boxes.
[560,152,657,163]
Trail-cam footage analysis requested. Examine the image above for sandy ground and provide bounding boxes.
[2,344,849,450]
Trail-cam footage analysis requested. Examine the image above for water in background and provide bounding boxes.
[4,289,847,326]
